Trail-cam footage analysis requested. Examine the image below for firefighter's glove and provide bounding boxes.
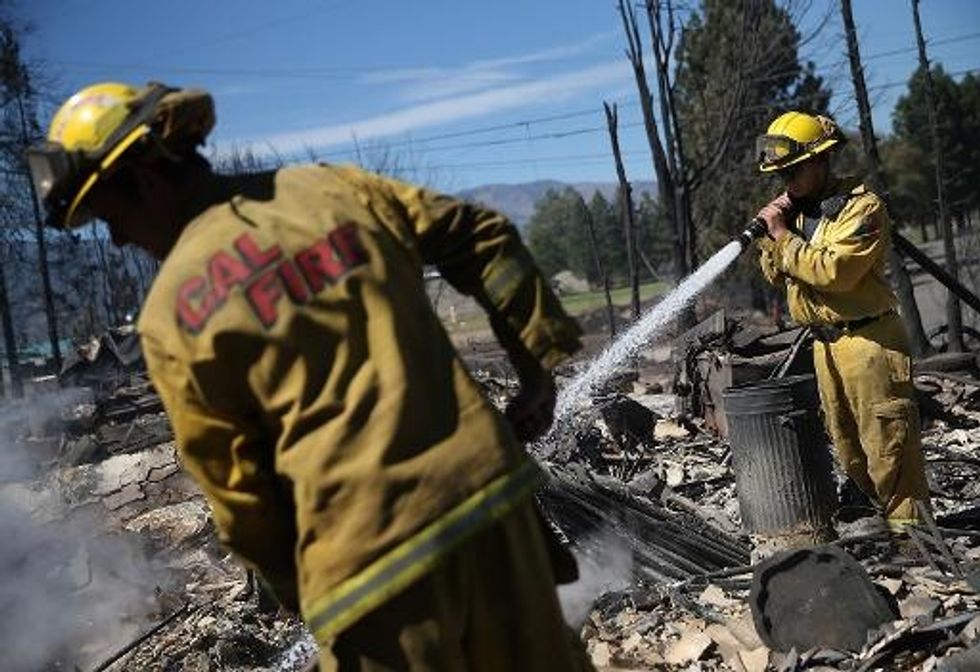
[757,192,793,241]
[505,370,557,443]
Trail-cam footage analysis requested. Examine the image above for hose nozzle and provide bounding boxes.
[737,217,768,248]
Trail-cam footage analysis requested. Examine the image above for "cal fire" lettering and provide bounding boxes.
[176,223,368,332]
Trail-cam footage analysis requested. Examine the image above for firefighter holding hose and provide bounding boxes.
[28,82,593,670]
[753,111,930,533]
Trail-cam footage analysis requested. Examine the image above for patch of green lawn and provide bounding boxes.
[559,281,668,316]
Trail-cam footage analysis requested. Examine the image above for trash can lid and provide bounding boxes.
[749,544,897,653]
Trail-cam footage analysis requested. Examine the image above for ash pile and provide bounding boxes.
[0,330,314,672]
[5,316,980,672]
[531,310,980,671]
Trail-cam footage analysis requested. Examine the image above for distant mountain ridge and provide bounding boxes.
[457,179,656,226]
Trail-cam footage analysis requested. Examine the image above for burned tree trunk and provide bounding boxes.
[91,223,118,327]
[911,0,963,352]
[617,0,684,287]
[646,0,695,271]
[840,0,932,357]
[579,195,617,337]
[618,0,701,329]
[15,92,62,371]
[605,102,641,321]
[127,248,157,303]
[0,261,22,398]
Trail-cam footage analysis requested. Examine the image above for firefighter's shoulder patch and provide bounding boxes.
[853,215,881,239]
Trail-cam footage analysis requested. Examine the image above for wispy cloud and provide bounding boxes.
[223,59,631,157]
[462,31,617,70]
[362,31,617,104]
[366,31,616,84]
[370,68,522,103]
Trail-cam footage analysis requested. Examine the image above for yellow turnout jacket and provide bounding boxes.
[137,163,582,642]
[758,178,897,324]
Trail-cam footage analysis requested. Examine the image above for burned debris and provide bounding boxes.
[2,310,980,671]
[0,338,314,672]
[538,311,980,671]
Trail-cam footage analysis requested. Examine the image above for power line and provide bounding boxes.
[130,2,348,64]
[726,31,980,93]
[46,61,520,82]
[322,64,980,175]
[264,37,980,160]
[364,107,617,146]
[356,121,644,155]
[867,31,980,62]
[45,29,980,82]
[306,66,980,163]
[383,150,652,174]
[239,98,640,160]
[41,28,980,164]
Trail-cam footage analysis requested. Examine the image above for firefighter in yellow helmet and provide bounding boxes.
[753,111,930,531]
[29,82,593,670]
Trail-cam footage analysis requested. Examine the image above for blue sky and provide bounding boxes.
[22,0,980,191]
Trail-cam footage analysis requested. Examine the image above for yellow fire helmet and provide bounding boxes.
[27,81,215,229]
[756,111,845,173]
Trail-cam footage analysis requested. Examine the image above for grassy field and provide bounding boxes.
[434,280,669,337]
[559,281,668,316]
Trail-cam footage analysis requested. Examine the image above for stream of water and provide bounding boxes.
[549,240,745,438]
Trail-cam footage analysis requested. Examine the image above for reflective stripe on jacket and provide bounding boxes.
[304,458,544,640]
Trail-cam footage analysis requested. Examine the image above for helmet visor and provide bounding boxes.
[26,144,99,228]
[756,134,805,169]
[27,143,75,202]
[27,142,91,229]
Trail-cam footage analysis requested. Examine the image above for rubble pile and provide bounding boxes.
[536,345,980,670]
[581,560,980,671]
[116,592,314,672]
[0,355,315,671]
[917,371,980,519]
[3,320,980,671]
[59,378,173,467]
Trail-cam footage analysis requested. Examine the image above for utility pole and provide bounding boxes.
[911,0,963,352]
[839,0,932,357]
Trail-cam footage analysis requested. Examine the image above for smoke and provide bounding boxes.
[559,530,634,628]
[0,387,93,483]
[0,388,173,671]
[0,504,166,670]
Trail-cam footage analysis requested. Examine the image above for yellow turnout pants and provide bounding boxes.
[319,501,594,672]
[812,311,930,525]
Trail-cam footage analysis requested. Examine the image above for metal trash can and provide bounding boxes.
[723,374,836,544]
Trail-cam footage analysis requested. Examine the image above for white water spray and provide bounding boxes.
[552,240,745,427]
